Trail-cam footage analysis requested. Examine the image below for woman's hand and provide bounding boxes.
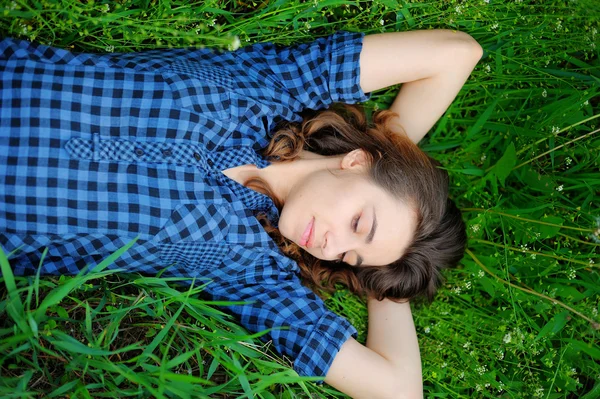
[360,30,483,144]
[325,299,423,399]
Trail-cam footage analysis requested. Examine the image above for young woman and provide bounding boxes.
[0,30,482,398]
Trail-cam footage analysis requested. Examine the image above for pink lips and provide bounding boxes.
[300,217,315,248]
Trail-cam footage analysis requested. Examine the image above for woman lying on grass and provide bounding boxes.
[0,29,481,398]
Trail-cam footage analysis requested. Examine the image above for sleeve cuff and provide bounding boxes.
[328,31,372,104]
[293,311,358,379]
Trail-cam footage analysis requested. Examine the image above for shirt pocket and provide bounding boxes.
[153,203,231,273]
[160,59,232,120]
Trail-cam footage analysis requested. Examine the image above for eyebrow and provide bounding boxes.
[355,208,377,267]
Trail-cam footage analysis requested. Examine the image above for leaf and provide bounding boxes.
[479,277,497,299]
[34,236,138,321]
[28,316,39,338]
[492,142,517,186]
[49,330,142,355]
[535,216,564,239]
[165,349,199,369]
[0,246,31,335]
[141,301,185,358]
[452,167,485,176]
[207,354,220,380]
[467,98,499,139]
[566,339,600,360]
[48,380,81,398]
[520,166,555,192]
[535,310,570,341]
[580,381,600,399]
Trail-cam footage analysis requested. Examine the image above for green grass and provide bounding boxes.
[0,0,599,397]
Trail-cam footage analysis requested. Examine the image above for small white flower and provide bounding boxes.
[480,154,487,162]
[380,19,385,26]
[465,281,472,289]
[475,384,483,392]
[207,19,216,27]
[583,100,589,106]
[105,45,115,52]
[542,89,548,97]
[484,64,491,73]
[565,157,572,165]
[498,381,505,392]
[590,259,595,265]
[471,224,481,233]
[228,36,241,51]
[424,326,431,333]
[551,126,560,134]
[441,362,447,368]
[530,254,537,260]
[476,365,487,375]
[491,22,499,30]
[455,6,462,14]
[478,270,485,278]
[458,371,465,379]
[556,19,562,31]
[484,0,490,3]
[102,3,110,13]
[503,332,511,343]
[556,185,563,192]
[567,268,576,280]
[463,341,471,349]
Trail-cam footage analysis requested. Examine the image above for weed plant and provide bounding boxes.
[0,0,599,398]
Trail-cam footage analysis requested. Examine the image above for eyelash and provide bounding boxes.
[336,215,361,263]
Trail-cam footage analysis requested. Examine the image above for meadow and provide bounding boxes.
[0,0,599,397]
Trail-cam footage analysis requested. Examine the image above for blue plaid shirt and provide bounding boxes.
[0,32,370,377]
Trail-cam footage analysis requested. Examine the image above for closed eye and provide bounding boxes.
[352,215,360,232]
[336,215,361,263]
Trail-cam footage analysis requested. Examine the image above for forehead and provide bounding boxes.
[365,199,416,266]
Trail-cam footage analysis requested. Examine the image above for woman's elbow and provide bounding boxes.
[450,30,484,63]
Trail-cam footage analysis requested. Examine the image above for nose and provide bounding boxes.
[321,230,354,260]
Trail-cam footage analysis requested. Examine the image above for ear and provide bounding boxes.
[340,149,370,171]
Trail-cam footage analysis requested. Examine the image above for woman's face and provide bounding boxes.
[278,152,417,267]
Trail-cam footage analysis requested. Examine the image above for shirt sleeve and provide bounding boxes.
[205,252,358,378]
[231,31,371,111]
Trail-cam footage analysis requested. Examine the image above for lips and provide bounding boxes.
[300,217,315,248]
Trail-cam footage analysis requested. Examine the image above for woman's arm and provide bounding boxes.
[325,299,422,399]
[359,30,483,144]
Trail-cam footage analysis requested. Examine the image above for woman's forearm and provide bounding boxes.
[325,299,423,399]
[366,298,423,394]
[360,30,483,143]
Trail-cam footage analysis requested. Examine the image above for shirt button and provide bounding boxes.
[193,152,201,161]
[162,149,172,157]
[135,148,145,156]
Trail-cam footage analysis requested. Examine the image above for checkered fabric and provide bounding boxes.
[0,31,369,377]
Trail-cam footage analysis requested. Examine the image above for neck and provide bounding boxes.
[257,151,342,203]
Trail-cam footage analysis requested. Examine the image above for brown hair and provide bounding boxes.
[245,104,466,301]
